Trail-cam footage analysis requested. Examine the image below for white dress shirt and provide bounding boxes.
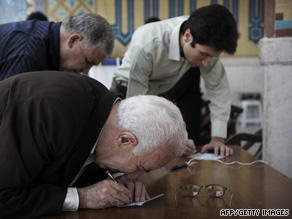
[114,16,231,138]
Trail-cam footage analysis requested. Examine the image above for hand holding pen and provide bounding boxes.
[77,173,132,209]
[106,170,117,182]
[106,171,150,203]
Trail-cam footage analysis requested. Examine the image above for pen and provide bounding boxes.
[106,170,117,182]
[170,162,188,171]
[106,171,133,204]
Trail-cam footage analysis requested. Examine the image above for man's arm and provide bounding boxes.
[66,173,148,210]
[0,53,42,81]
[0,98,78,218]
[125,45,153,97]
[200,58,232,156]
[113,25,154,98]
[200,58,231,138]
[0,186,67,219]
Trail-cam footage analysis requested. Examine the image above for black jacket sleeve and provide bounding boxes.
[0,97,77,219]
[0,71,121,219]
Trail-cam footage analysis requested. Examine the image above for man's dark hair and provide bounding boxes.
[145,17,160,24]
[180,4,238,54]
[27,12,48,21]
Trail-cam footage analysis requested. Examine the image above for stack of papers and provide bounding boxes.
[187,153,224,160]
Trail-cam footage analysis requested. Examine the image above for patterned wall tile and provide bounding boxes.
[48,0,95,21]
[0,0,26,23]
[0,0,265,57]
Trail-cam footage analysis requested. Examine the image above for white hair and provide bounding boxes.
[115,95,187,156]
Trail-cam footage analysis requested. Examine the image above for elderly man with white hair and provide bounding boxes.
[0,71,187,218]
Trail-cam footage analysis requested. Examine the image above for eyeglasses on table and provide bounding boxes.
[175,184,233,207]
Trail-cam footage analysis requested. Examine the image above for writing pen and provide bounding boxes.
[106,170,117,182]
[106,170,133,204]
[170,149,197,171]
[170,162,188,171]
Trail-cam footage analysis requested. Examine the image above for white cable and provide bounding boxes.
[187,159,197,166]
[215,159,267,166]
[186,158,267,166]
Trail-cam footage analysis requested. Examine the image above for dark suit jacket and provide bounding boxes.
[0,71,121,219]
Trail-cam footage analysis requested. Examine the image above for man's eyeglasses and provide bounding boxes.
[175,184,233,207]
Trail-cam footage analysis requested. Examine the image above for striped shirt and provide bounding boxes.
[0,20,61,81]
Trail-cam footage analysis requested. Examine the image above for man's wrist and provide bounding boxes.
[211,136,225,143]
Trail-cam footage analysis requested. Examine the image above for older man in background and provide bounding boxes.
[0,13,113,81]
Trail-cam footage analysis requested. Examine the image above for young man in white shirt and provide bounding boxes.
[111,5,238,156]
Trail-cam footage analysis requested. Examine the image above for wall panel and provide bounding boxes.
[0,0,265,57]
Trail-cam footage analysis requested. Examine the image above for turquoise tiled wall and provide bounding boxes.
[0,0,26,23]
[0,0,45,24]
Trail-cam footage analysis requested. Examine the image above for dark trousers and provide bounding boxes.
[110,67,203,144]
[159,67,202,144]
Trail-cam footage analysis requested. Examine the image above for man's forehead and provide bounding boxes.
[197,44,222,57]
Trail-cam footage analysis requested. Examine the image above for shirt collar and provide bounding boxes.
[49,22,62,69]
[168,16,188,61]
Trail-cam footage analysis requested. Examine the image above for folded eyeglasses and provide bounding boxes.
[175,184,233,207]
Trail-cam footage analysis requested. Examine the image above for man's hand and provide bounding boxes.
[201,137,233,157]
[182,139,196,156]
[77,179,132,209]
[117,174,150,202]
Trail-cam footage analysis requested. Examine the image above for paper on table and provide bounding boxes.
[119,194,164,207]
[187,153,224,160]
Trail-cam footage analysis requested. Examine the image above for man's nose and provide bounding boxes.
[202,57,212,67]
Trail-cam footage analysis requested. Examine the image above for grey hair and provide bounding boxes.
[61,13,114,59]
[116,95,187,156]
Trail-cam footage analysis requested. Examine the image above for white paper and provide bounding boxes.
[119,194,164,207]
[187,153,224,160]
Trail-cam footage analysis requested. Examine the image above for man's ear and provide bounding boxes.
[117,131,138,148]
[183,29,193,43]
[68,33,82,48]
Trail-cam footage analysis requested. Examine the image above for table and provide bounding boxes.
[43,145,292,219]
